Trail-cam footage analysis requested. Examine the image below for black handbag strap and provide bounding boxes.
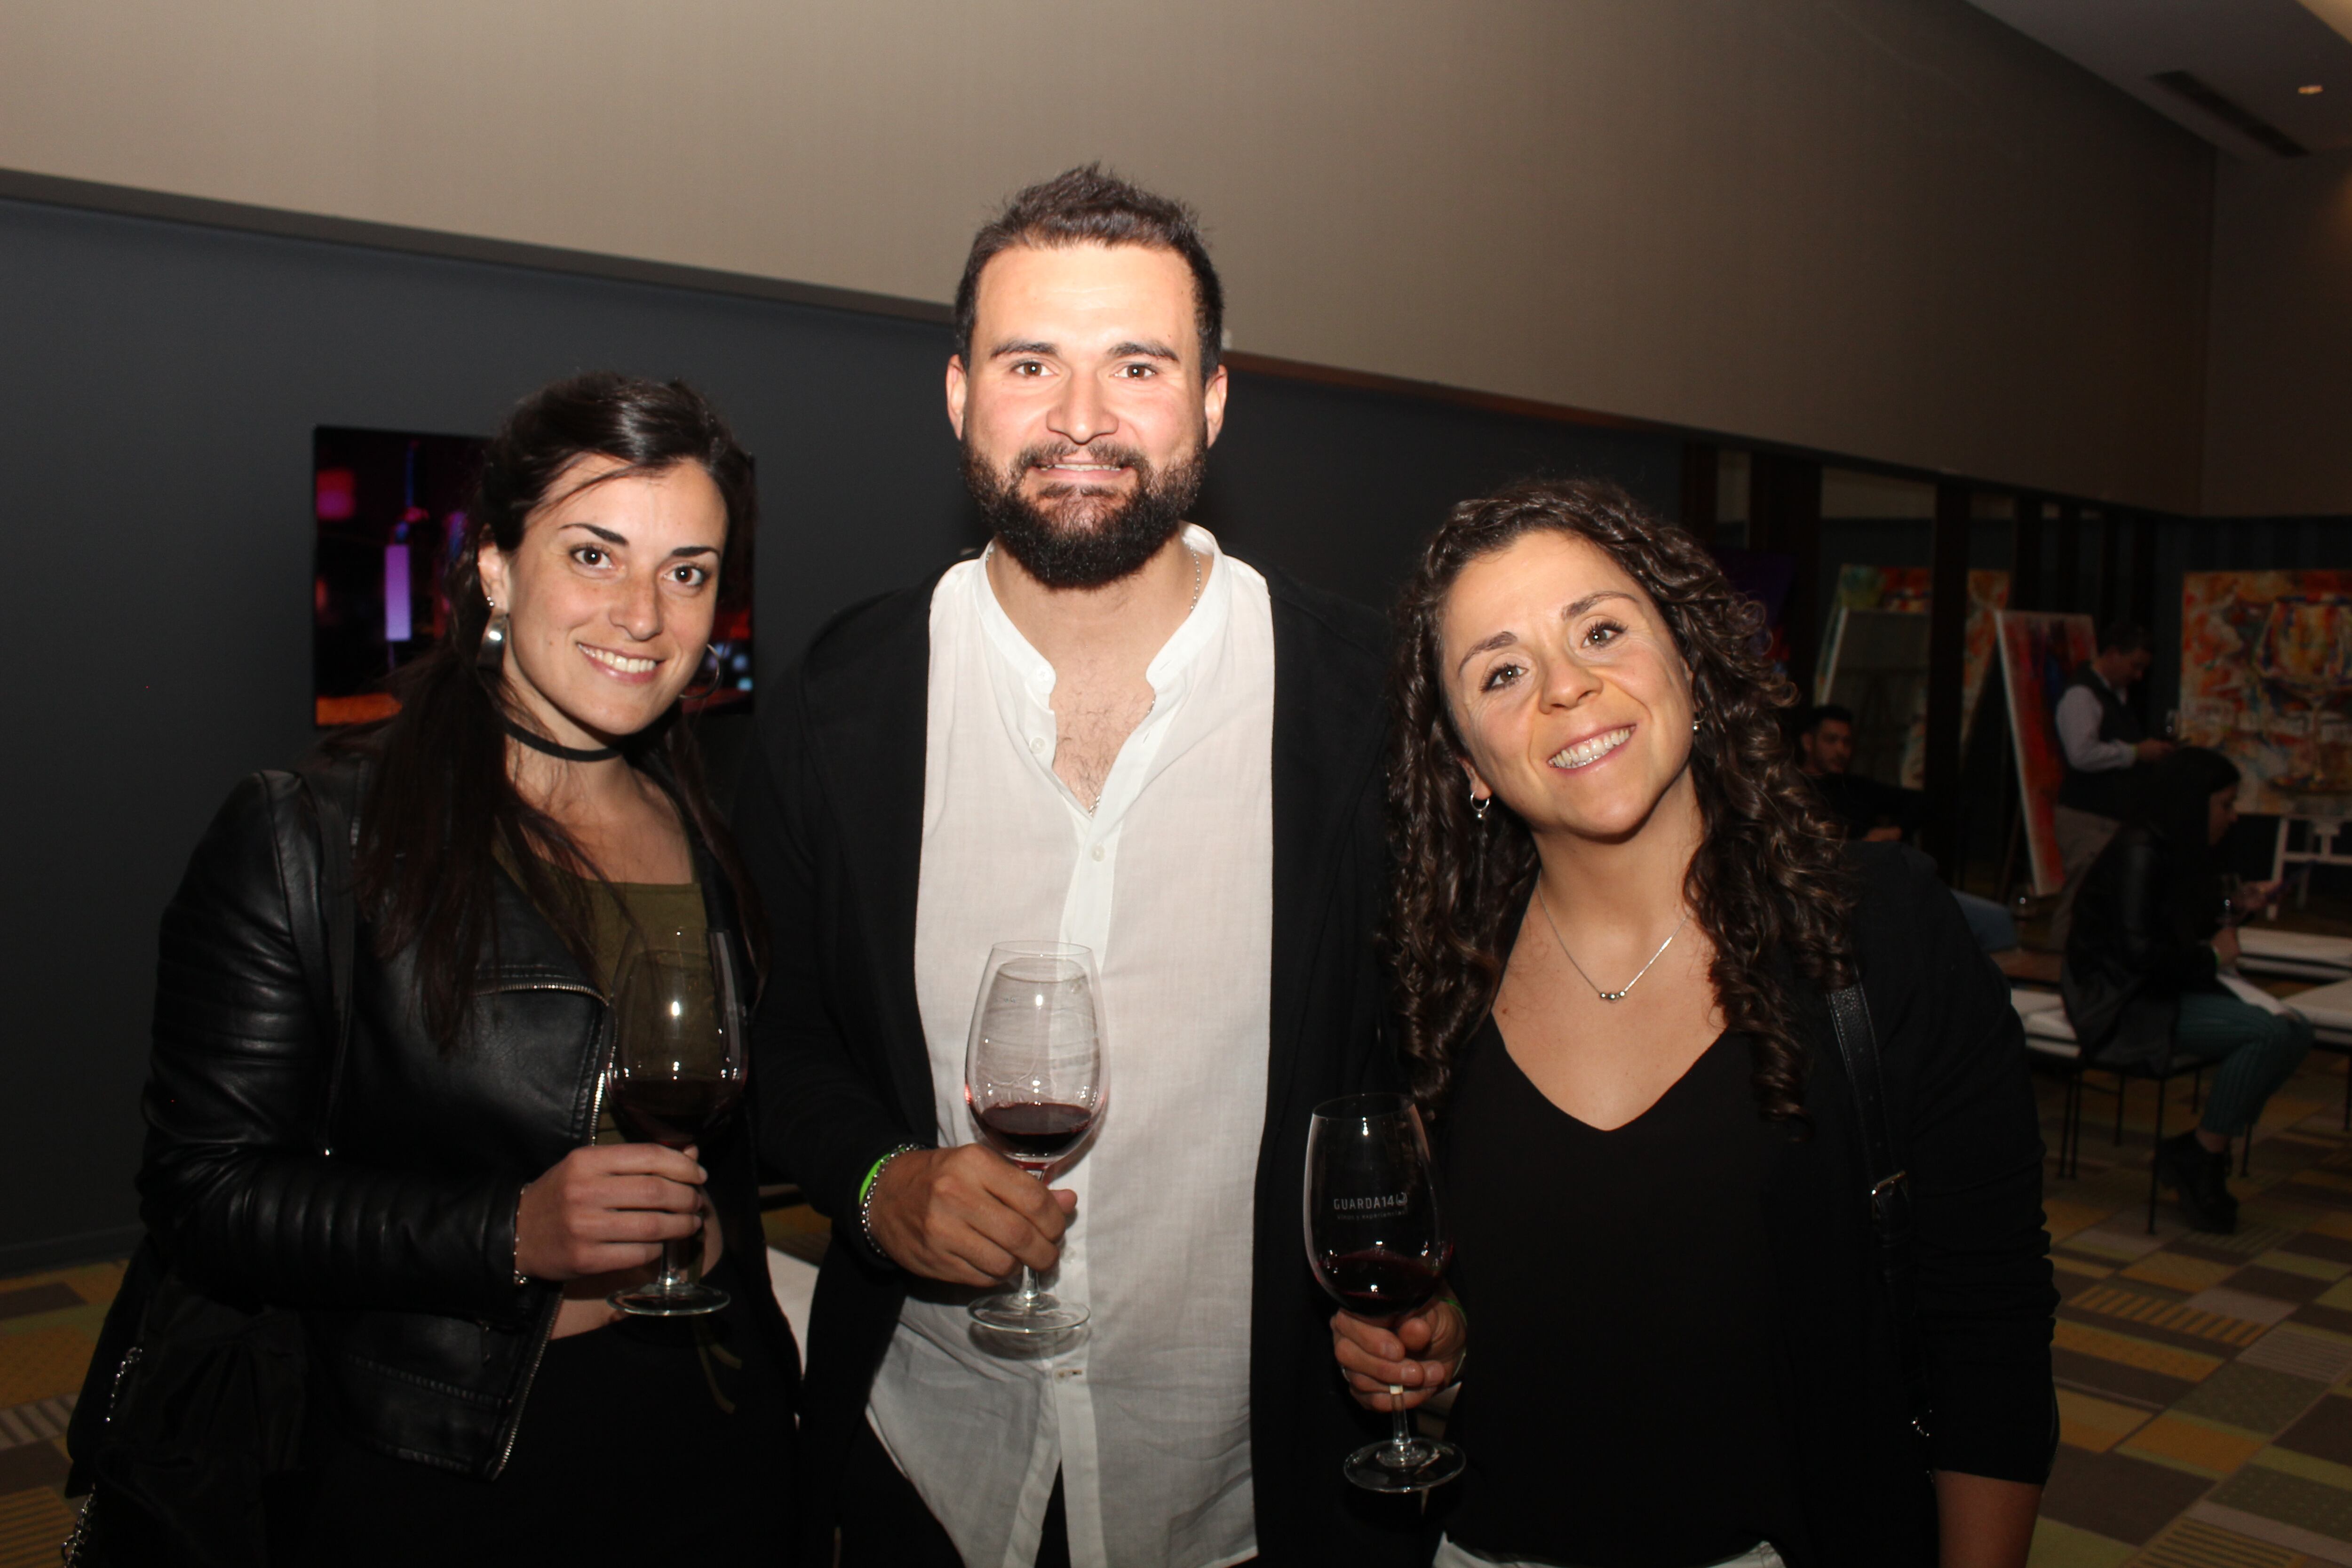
[1824,980,1931,1441]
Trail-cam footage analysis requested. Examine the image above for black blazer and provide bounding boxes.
[1763,844,2057,1563]
[737,559,1420,1564]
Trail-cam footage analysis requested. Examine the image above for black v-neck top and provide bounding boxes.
[1435,1015,1797,1566]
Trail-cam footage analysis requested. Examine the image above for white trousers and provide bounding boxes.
[1433,1536,1785,1568]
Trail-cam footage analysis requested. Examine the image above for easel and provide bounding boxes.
[2271,807,2352,915]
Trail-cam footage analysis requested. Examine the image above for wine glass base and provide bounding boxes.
[968,1291,1089,1334]
[609,1283,731,1318]
[1343,1436,1464,1493]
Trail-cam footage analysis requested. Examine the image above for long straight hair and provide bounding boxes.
[2131,746,2241,935]
[348,372,766,1046]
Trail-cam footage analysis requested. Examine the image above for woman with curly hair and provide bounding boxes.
[1335,480,2054,1567]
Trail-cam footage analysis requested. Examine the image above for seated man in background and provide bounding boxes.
[1793,703,2017,951]
[1794,703,1923,843]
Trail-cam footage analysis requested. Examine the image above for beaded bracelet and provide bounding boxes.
[858,1144,925,1263]
[511,1186,531,1289]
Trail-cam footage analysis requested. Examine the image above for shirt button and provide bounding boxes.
[1029,736,1044,754]
[1091,844,1105,862]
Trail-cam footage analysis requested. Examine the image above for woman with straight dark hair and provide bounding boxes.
[134,373,796,1561]
[1334,480,2055,1566]
[2064,747,2310,1233]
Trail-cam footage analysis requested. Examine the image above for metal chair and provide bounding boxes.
[2014,990,2219,1232]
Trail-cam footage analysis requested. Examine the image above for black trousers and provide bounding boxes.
[839,1415,1069,1568]
[285,1257,795,1566]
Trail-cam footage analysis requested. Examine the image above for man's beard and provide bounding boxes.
[963,437,1207,590]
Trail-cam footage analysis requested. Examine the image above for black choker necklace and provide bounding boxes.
[500,714,622,763]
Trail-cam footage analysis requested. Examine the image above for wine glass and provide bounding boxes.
[605,931,746,1317]
[964,941,1105,1334]
[1304,1092,1464,1492]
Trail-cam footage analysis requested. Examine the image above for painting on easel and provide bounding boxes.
[1996,610,2099,897]
[1814,565,2009,789]
[2179,571,2352,817]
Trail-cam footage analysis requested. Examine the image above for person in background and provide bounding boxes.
[2062,747,2307,1233]
[2050,624,2173,947]
[131,374,796,1561]
[1361,479,2054,1566]
[1793,703,1922,843]
[1793,703,2016,952]
[738,166,1452,1568]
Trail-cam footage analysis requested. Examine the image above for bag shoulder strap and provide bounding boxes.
[1824,979,1931,1440]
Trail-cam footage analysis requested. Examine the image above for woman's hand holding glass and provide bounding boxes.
[514,1141,708,1280]
[1330,1297,1466,1412]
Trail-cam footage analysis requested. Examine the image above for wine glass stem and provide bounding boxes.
[1017,1168,1051,1309]
[1389,1385,1414,1457]
[661,1219,700,1294]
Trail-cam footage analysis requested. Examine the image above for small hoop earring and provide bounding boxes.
[1692,716,1701,733]
[683,642,723,702]
[1470,792,1491,824]
[477,609,510,671]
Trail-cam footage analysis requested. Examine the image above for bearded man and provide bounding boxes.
[737,167,1456,1568]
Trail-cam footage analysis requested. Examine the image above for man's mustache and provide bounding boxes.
[1011,443,1151,489]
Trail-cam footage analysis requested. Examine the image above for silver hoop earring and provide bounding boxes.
[477,608,510,671]
[1470,792,1491,823]
[1692,716,1701,733]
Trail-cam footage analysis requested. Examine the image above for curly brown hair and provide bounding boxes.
[1388,478,1853,1122]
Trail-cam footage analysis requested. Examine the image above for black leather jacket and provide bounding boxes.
[137,757,794,1479]
[2060,823,2221,1070]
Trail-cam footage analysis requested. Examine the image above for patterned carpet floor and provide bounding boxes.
[2029,1030,2352,1568]
[8,1046,2352,1566]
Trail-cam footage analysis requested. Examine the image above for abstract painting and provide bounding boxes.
[2179,571,2352,817]
[1997,610,2099,896]
[1814,565,2010,788]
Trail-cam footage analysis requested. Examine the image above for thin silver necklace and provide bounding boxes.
[1534,886,1691,1003]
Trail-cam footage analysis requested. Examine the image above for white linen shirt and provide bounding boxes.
[867,525,1275,1568]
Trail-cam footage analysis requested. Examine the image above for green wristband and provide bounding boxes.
[860,1144,923,1203]
[857,1144,924,1263]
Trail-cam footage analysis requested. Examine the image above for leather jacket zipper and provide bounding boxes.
[490,978,611,1480]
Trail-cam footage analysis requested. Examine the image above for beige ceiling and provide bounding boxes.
[1967,0,2352,156]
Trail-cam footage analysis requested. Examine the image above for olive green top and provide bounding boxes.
[550,870,708,1147]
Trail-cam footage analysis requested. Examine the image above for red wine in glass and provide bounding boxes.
[605,932,747,1319]
[1305,1092,1465,1493]
[964,941,1105,1334]
[1317,1246,1450,1328]
[612,1075,744,1151]
[974,1100,1097,1169]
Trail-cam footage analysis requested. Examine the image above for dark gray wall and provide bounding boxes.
[0,194,1677,1271]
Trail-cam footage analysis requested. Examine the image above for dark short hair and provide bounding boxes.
[1799,704,1855,738]
[2099,622,2153,656]
[954,164,1224,376]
